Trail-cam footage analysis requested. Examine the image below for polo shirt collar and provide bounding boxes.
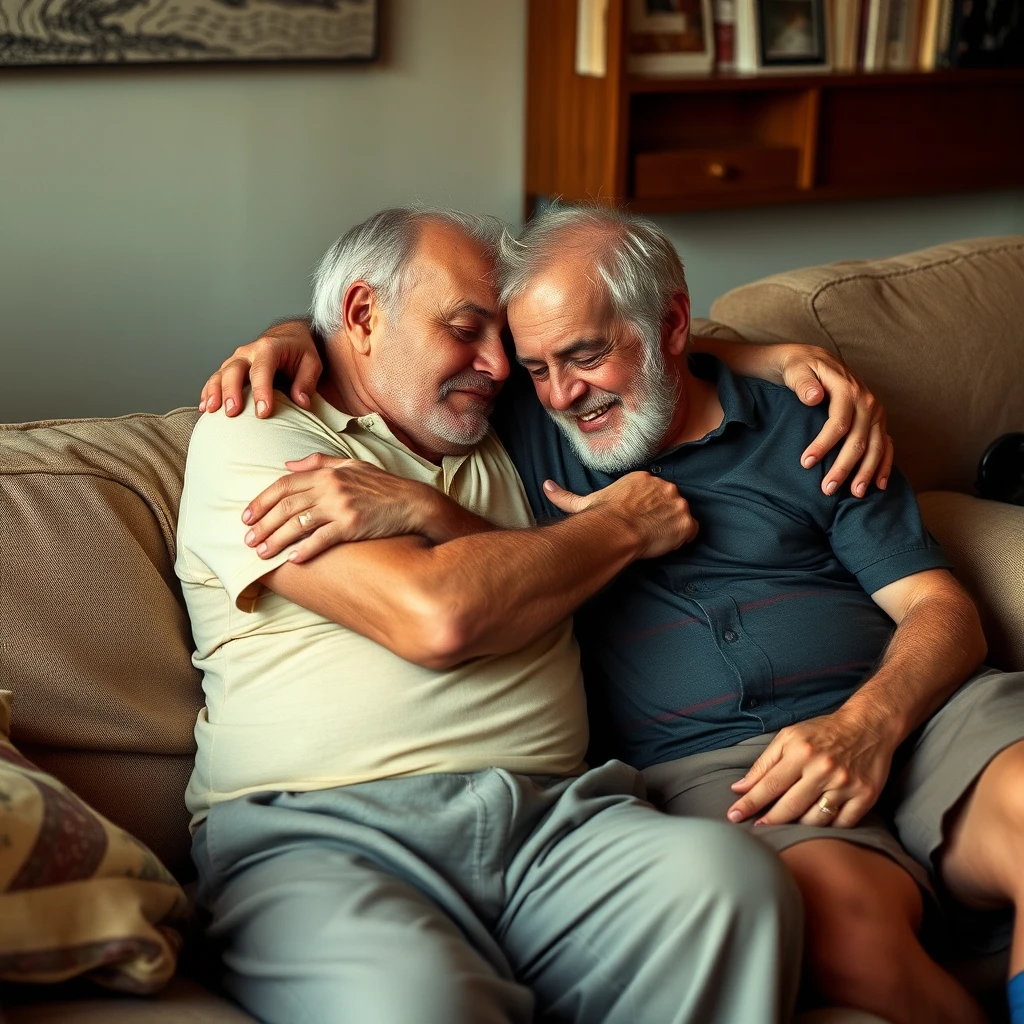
[662,354,759,457]
[698,354,759,431]
[308,391,471,477]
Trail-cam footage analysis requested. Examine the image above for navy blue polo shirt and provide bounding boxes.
[492,354,950,769]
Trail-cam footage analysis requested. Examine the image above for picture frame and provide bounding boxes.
[756,0,830,66]
[0,0,378,68]
[627,0,716,75]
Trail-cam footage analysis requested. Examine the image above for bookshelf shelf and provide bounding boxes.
[625,66,1024,92]
[526,0,1024,215]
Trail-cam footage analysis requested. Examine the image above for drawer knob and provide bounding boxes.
[708,162,734,181]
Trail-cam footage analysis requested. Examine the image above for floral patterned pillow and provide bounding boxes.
[0,691,188,993]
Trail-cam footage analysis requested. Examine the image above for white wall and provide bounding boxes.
[1,0,1020,421]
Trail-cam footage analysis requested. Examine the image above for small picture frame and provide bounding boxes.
[757,0,829,66]
[627,0,716,75]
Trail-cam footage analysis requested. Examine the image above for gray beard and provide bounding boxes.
[546,356,679,474]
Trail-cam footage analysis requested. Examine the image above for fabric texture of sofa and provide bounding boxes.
[1,235,1021,1023]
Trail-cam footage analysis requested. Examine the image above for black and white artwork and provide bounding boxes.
[0,0,376,66]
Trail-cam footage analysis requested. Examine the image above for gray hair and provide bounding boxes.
[497,205,689,358]
[310,207,505,341]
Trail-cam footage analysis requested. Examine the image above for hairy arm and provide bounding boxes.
[846,568,988,742]
[728,569,987,827]
[261,472,697,669]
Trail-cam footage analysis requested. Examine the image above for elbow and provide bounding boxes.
[397,588,476,670]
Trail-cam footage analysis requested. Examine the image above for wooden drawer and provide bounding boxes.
[633,147,801,199]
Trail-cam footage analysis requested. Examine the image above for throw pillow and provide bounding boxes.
[0,690,188,993]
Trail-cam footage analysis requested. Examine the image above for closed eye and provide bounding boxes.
[451,324,481,342]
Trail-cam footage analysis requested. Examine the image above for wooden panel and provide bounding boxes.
[525,0,1024,213]
[526,0,625,206]
[634,147,801,198]
[818,81,1024,189]
[631,91,814,151]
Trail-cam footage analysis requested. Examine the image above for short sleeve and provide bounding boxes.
[176,393,353,611]
[827,466,951,595]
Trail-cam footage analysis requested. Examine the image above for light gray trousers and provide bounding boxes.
[192,760,802,1024]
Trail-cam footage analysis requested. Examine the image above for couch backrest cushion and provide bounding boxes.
[0,409,201,877]
[709,236,1024,494]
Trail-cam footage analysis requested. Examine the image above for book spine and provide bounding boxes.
[934,0,956,66]
[714,0,737,70]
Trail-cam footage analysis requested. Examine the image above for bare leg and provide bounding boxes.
[781,839,986,1024]
[941,739,1024,976]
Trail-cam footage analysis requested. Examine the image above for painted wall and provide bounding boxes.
[1,0,1020,421]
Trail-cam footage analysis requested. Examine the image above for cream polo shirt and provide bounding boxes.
[175,393,588,828]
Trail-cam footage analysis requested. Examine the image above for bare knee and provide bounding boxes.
[782,841,922,1015]
[944,740,1024,905]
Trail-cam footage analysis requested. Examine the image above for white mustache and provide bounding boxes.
[552,391,622,423]
[439,371,500,400]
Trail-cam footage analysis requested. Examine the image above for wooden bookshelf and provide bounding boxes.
[525,0,1024,214]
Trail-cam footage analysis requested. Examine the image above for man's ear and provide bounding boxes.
[340,281,378,355]
[662,291,691,357]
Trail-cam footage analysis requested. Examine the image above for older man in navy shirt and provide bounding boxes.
[202,207,1024,1024]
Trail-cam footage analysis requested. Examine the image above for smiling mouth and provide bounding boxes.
[579,402,615,423]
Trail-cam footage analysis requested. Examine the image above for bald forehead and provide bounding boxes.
[405,220,497,293]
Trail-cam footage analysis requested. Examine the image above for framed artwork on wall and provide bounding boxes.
[0,0,377,67]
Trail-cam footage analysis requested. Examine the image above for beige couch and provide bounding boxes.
[1,236,1022,1023]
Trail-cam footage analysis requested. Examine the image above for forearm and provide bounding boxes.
[838,590,987,746]
[268,503,641,668]
[690,336,787,384]
[423,504,641,659]
[414,489,498,544]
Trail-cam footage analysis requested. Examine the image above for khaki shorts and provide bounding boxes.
[642,667,1024,951]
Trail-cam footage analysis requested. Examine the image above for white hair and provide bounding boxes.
[498,205,688,474]
[310,207,505,341]
[497,204,689,362]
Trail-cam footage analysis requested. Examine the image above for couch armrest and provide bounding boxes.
[918,491,1024,672]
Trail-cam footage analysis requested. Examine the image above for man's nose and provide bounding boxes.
[548,371,586,411]
[473,337,510,382]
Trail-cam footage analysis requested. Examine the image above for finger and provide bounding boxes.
[250,352,283,418]
[848,420,888,499]
[727,760,805,822]
[219,359,252,417]
[821,397,873,493]
[543,479,588,514]
[730,737,786,793]
[831,794,871,829]
[784,367,826,408]
[203,376,223,414]
[800,390,855,471]
[255,509,319,559]
[243,477,310,527]
[284,454,350,472]
[752,775,827,827]
[285,523,346,564]
[876,434,895,490]
[290,351,323,410]
[797,791,846,827]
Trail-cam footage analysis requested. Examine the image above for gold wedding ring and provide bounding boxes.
[298,510,314,530]
[817,796,839,817]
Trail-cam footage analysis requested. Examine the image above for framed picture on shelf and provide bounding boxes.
[757,0,830,65]
[734,0,831,71]
[627,0,716,74]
